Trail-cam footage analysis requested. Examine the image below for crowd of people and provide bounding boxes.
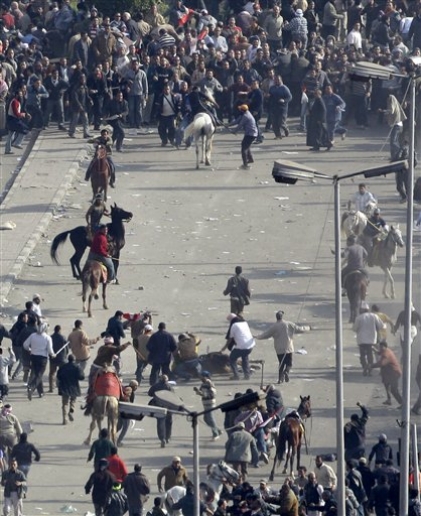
[0,0,421,514]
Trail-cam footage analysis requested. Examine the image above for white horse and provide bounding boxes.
[206,460,240,494]
[341,210,368,238]
[184,112,215,169]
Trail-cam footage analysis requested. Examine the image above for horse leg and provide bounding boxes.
[88,292,93,318]
[382,267,390,299]
[102,282,108,310]
[290,446,296,476]
[195,141,199,170]
[269,456,277,482]
[205,136,212,166]
[282,445,290,475]
[113,250,120,284]
[82,279,88,313]
[296,442,302,471]
[84,417,97,445]
[387,268,395,299]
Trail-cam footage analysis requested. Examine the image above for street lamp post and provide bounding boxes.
[154,389,262,516]
[272,159,408,515]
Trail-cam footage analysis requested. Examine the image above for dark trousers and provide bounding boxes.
[241,135,256,165]
[359,344,374,373]
[277,352,292,381]
[321,24,336,39]
[230,348,252,378]
[158,115,176,145]
[44,98,64,127]
[27,105,44,129]
[272,107,288,137]
[384,375,403,404]
[395,170,408,201]
[157,413,172,443]
[135,356,148,383]
[149,362,171,386]
[110,120,125,151]
[28,355,48,395]
[91,96,104,129]
[128,95,143,128]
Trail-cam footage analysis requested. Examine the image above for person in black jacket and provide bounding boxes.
[85,459,116,516]
[148,374,174,448]
[146,322,177,385]
[10,433,40,489]
[104,482,128,516]
[57,354,84,425]
[48,325,68,393]
[43,68,68,130]
[344,402,369,461]
[9,312,27,380]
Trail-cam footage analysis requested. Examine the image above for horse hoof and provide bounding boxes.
[103,305,108,310]
[269,473,274,482]
[205,161,211,166]
[88,313,92,318]
[83,439,90,446]
[196,166,199,170]
[115,279,119,285]
[282,468,287,475]
[94,294,99,300]
[82,307,86,313]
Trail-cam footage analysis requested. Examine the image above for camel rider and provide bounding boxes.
[86,193,110,240]
[188,85,221,127]
[350,183,377,214]
[341,235,368,295]
[361,208,388,266]
[84,335,131,412]
[85,129,116,187]
[87,224,116,283]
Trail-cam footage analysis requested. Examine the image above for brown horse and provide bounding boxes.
[269,395,312,481]
[90,145,111,200]
[81,260,108,317]
[344,270,369,323]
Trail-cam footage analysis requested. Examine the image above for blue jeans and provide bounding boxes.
[128,95,142,128]
[87,252,115,281]
[253,427,267,454]
[173,358,202,380]
[229,348,252,378]
[175,115,192,147]
[203,410,221,437]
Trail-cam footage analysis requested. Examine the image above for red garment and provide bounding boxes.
[2,13,15,29]
[8,98,25,119]
[107,454,128,483]
[94,371,122,398]
[91,232,108,256]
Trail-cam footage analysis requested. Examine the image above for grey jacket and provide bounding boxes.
[225,428,258,463]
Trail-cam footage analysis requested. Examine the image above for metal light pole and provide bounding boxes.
[334,177,346,515]
[399,75,416,516]
[272,159,408,516]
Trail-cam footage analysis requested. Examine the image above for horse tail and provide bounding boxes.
[50,230,72,264]
[185,116,206,139]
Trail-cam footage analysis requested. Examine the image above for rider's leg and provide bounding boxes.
[103,256,115,282]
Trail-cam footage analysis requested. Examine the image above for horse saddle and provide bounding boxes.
[92,261,108,283]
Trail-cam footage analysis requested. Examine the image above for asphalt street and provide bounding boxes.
[1,118,420,514]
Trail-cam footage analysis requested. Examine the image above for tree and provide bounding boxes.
[93,0,168,20]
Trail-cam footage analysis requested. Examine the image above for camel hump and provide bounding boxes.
[94,371,121,397]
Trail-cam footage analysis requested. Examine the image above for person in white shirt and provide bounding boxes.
[222,314,255,380]
[350,183,377,213]
[353,302,385,376]
[31,294,43,319]
[23,322,55,400]
[346,22,363,49]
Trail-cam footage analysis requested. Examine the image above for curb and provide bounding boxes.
[0,129,40,206]
[0,139,87,305]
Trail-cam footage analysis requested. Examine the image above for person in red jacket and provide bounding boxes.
[87,224,115,282]
[107,446,128,483]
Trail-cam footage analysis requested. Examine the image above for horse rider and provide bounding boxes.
[87,224,116,283]
[361,208,388,266]
[85,193,109,241]
[341,235,368,296]
[188,85,221,128]
[349,183,377,214]
[85,129,116,187]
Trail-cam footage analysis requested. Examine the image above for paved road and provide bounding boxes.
[1,119,420,514]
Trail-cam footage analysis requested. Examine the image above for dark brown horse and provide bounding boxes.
[50,204,133,281]
[344,271,369,323]
[81,260,108,317]
[269,395,312,481]
[90,145,111,200]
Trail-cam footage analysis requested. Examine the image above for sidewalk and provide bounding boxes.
[0,131,86,305]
